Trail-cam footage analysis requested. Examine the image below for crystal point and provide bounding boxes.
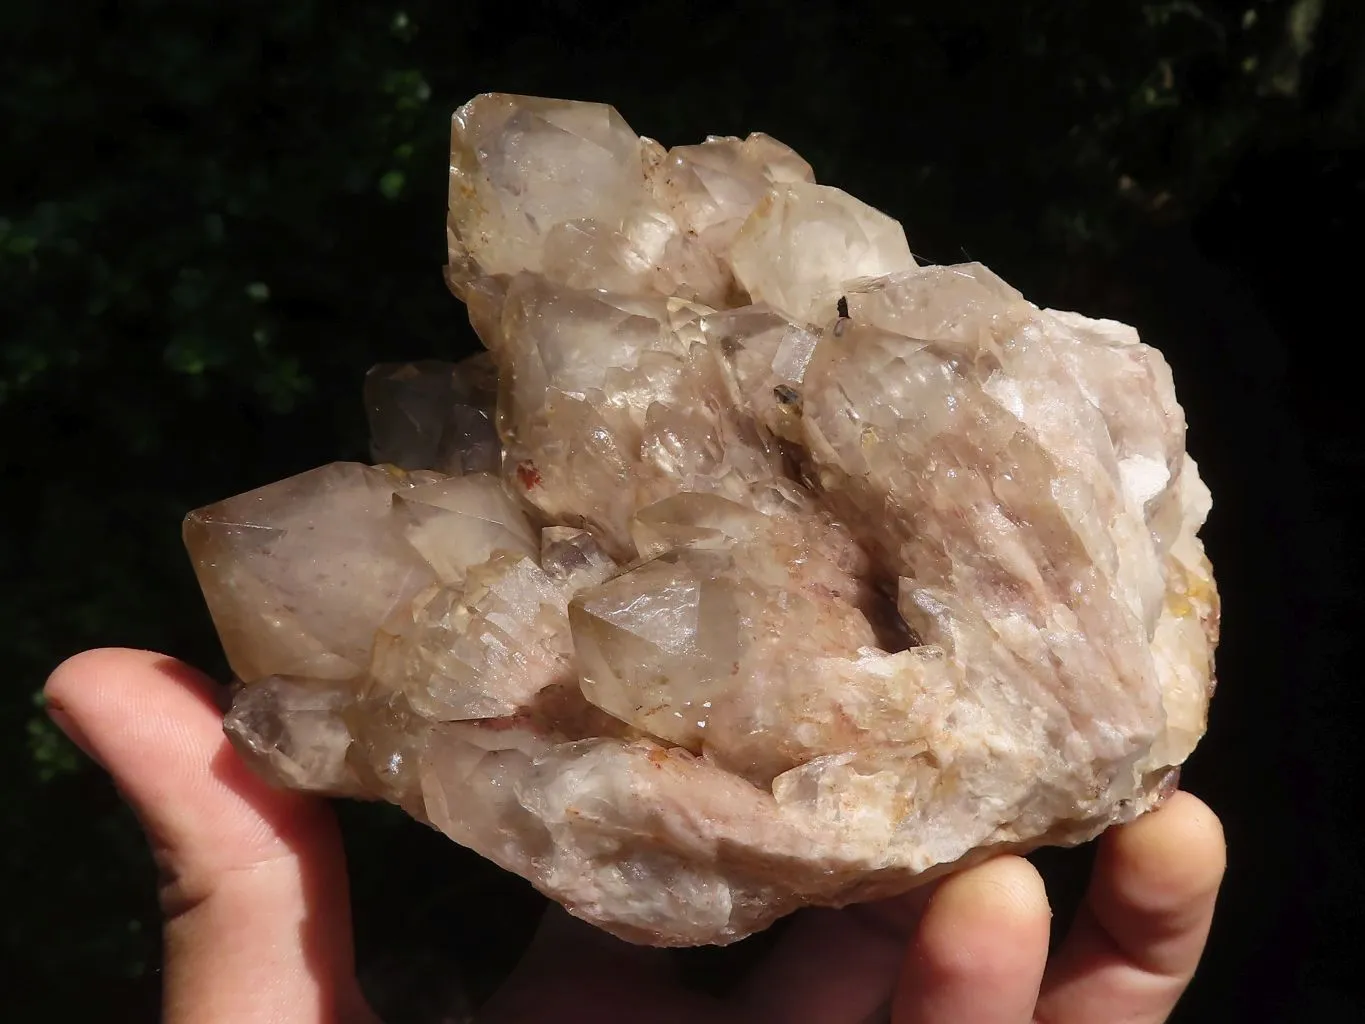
[365,356,499,475]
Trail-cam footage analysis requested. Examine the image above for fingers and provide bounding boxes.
[46,648,376,1024]
[1033,791,1226,1024]
[734,887,937,1024]
[893,855,1052,1024]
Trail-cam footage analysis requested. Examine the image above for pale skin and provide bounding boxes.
[46,648,1226,1024]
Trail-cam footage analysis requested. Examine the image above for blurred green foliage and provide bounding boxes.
[1,0,1359,1017]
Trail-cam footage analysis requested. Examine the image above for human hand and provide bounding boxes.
[47,648,1225,1023]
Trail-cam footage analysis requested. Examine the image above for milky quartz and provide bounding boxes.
[185,93,1219,946]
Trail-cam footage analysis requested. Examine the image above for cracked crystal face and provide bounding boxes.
[185,92,1218,947]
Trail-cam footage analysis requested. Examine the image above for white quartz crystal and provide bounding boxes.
[187,93,1218,946]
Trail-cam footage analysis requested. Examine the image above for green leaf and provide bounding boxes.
[27,695,80,783]
[379,169,406,199]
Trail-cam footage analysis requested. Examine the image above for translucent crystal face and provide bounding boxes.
[185,92,1218,947]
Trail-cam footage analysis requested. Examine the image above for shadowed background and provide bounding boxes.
[2,1,1361,1019]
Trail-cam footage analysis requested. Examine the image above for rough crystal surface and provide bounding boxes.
[186,93,1219,947]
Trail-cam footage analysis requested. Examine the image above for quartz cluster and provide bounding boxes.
[184,93,1219,946]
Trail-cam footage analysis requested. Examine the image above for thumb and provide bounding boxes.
[46,648,377,1024]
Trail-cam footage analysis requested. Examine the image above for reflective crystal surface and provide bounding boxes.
[186,93,1218,946]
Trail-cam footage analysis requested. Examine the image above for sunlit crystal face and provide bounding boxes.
[185,92,1217,947]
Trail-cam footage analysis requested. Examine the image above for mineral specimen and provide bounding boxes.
[185,93,1219,947]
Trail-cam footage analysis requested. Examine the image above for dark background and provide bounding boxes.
[3,0,1361,1020]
